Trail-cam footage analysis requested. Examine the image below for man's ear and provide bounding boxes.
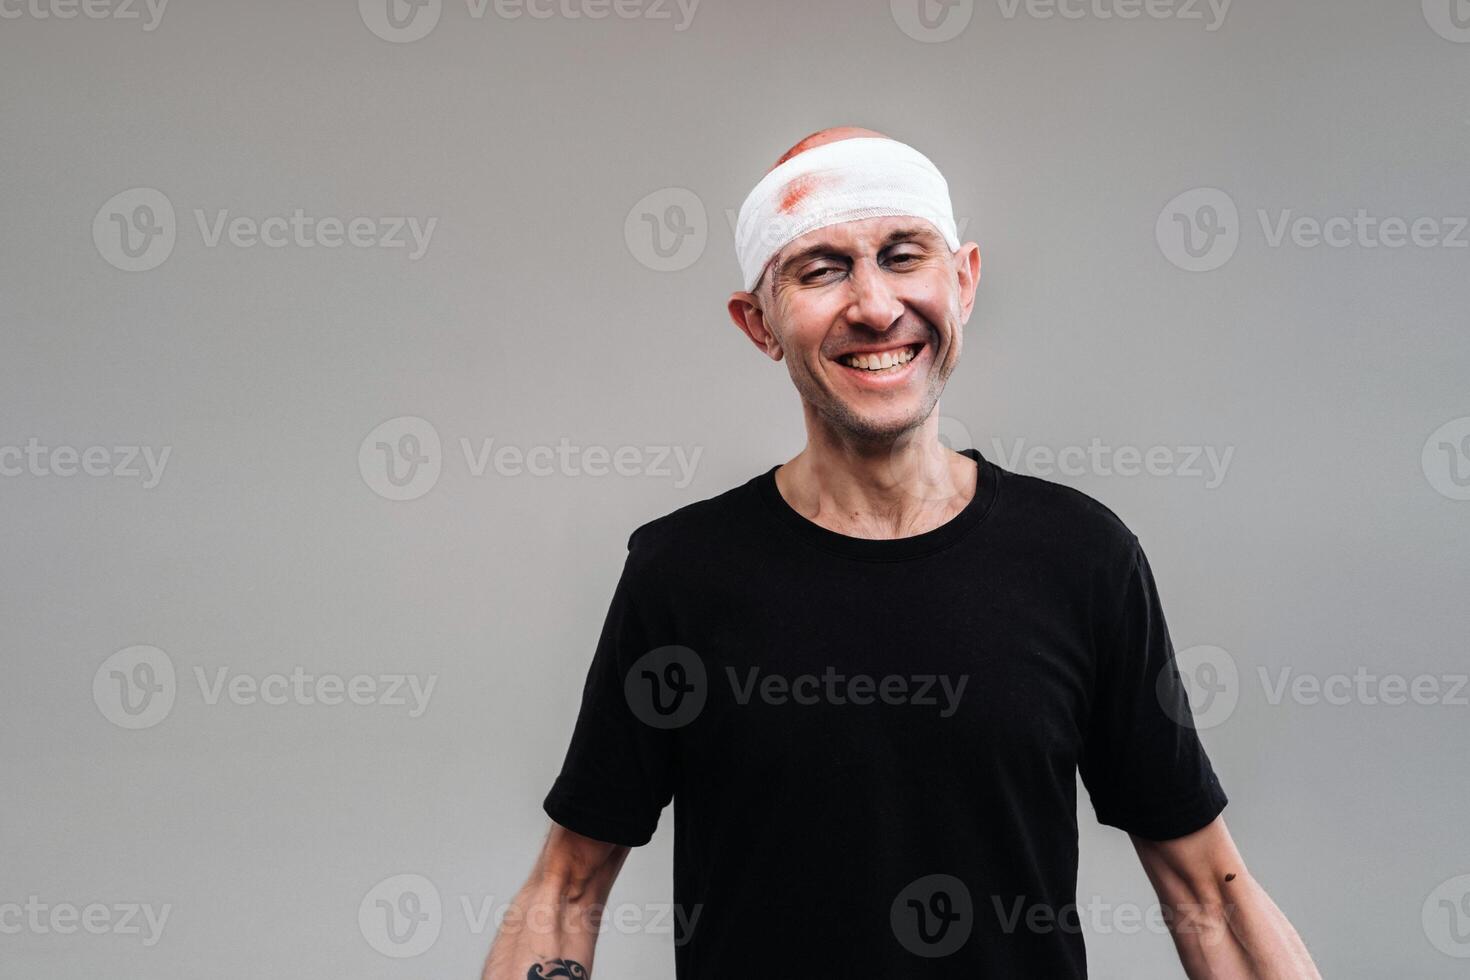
[726,291,784,361]
[955,243,981,324]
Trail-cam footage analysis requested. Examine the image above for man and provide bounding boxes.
[483,127,1321,978]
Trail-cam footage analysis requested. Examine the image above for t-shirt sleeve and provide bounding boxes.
[1079,540,1228,841]
[542,547,676,847]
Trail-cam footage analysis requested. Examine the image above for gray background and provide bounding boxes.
[3,0,1468,976]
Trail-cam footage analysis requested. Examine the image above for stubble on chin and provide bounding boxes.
[795,362,947,448]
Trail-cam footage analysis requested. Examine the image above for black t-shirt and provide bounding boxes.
[544,448,1227,978]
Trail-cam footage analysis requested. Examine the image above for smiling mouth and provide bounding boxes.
[836,343,924,374]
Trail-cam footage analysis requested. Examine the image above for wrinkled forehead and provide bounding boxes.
[767,214,953,277]
[784,213,951,249]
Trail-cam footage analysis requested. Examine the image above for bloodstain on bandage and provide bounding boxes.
[778,173,829,214]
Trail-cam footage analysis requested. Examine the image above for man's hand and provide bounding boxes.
[1131,816,1321,979]
[481,822,629,980]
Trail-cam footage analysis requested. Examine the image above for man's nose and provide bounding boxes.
[844,260,905,332]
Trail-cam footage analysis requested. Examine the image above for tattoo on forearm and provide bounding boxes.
[527,958,588,979]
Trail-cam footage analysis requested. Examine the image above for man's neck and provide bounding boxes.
[773,418,978,540]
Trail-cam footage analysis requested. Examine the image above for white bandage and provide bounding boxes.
[734,137,961,292]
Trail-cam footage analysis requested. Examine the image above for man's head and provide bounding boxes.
[727,127,981,447]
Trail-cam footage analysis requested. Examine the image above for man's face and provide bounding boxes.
[739,216,980,444]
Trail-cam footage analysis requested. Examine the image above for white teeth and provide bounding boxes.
[841,345,918,371]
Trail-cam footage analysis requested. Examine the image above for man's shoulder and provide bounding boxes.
[988,456,1142,563]
[623,470,765,561]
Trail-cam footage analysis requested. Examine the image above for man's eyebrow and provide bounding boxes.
[773,224,942,279]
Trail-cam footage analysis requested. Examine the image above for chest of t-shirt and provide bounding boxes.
[660,547,1097,813]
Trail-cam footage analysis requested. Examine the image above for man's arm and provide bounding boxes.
[1131,815,1320,979]
[482,822,630,980]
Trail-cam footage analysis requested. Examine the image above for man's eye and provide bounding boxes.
[887,252,921,265]
[802,267,842,282]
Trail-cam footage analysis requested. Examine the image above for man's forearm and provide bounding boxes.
[1131,820,1320,979]
[482,877,598,980]
[1151,864,1320,979]
[482,827,629,980]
